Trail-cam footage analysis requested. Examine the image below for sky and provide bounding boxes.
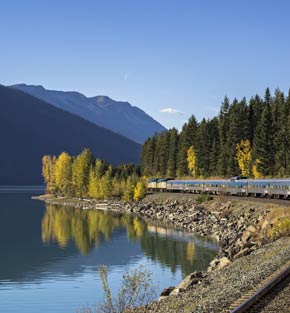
[1,0,290,130]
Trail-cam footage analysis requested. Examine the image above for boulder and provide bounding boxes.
[159,286,175,300]
[176,271,203,290]
[247,225,257,233]
[233,247,250,259]
[216,256,231,270]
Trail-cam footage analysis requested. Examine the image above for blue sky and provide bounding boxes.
[1,0,290,129]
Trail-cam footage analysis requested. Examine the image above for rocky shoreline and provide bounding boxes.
[36,193,290,312]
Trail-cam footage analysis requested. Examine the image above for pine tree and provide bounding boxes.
[195,119,211,177]
[166,128,178,177]
[254,104,275,176]
[218,96,230,176]
[226,98,249,176]
[176,115,198,177]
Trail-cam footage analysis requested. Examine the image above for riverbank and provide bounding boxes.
[35,193,290,312]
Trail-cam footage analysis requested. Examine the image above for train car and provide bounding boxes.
[147,177,290,199]
[166,180,204,193]
[156,178,173,191]
[267,179,290,198]
[147,178,158,192]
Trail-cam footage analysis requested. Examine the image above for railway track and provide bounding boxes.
[149,191,290,206]
[215,194,290,207]
[227,259,290,312]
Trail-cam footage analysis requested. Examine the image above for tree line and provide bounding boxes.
[42,149,147,200]
[141,88,290,178]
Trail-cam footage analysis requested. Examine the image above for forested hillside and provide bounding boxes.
[141,88,290,178]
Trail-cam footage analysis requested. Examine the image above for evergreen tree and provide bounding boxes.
[176,115,198,177]
[166,128,178,177]
[218,96,230,176]
[254,104,275,176]
[226,98,249,175]
[195,119,211,177]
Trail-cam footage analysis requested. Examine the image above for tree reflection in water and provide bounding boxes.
[42,205,217,276]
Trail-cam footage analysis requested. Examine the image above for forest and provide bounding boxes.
[141,88,290,179]
[42,149,146,201]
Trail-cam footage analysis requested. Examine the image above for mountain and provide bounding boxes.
[0,85,141,185]
[11,84,166,143]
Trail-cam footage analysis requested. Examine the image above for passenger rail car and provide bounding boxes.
[148,178,290,199]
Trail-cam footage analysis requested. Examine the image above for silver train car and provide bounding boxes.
[147,178,290,199]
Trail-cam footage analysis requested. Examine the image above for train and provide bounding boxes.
[147,177,290,199]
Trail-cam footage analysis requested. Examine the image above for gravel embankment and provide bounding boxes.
[133,237,290,313]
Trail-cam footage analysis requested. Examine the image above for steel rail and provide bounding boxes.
[228,260,290,312]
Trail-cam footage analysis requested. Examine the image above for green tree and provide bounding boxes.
[166,128,178,177]
[177,115,198,177]
[254,104,275,176]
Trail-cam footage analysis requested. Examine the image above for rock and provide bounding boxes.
[247,225,257,233]
[216,256,231,270]
[169,288,182,296]
[241,230,251,243]
[159,286,175,300]
[175,271,203,290]
[233,247,250,259]
[261,219,269,230]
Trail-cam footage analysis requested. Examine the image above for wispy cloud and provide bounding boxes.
[160,107,184,114]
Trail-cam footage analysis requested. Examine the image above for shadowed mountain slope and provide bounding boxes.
[0,85,141,185]
[11,84,166,143]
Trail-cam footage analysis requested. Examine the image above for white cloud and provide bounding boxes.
[160,107,184,114]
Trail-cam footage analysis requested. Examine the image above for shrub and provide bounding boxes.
[267,218,290,240]
[80,265,157,313]
[195,194,213,204]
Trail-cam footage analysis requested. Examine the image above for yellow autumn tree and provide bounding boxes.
[133,178,147,201]
[55,152,72,195]
[252,159,263,178]
[42,155,56,193]
[236,139,252,177]
[187,146,197,178]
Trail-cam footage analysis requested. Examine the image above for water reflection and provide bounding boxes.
[42,205,217,276]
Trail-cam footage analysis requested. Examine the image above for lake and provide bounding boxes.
[0,188,218,312]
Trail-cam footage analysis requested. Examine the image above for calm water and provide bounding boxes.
[0,188,218,313]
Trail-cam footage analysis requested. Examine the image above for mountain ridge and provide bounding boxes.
[0,84,141,185]
[11,84,166,143]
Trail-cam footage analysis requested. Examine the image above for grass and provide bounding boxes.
[195,194,214,204]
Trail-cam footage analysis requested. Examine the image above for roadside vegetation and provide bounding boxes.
[42,149,147,201]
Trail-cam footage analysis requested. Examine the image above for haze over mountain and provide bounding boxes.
[11,84,166,143]
[0,85,141,185]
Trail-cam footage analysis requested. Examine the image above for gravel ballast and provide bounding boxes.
[133,237,290,312]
